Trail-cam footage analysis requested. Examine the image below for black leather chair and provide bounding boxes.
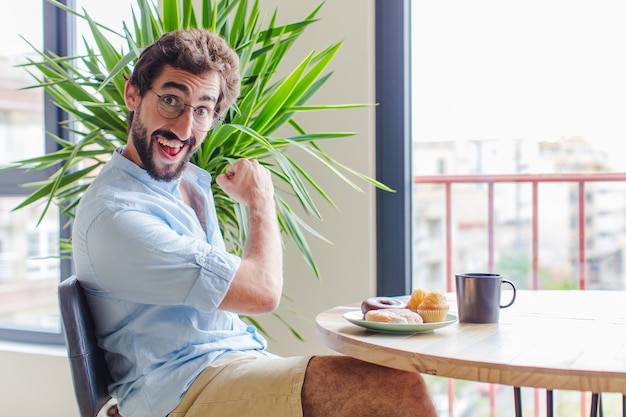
[58,275,114,417]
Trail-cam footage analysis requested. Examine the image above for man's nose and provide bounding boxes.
[170,107,194,140]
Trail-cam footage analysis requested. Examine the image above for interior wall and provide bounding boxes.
[255,0,377,357]
[0,1,377,415]
[0,342,78,416]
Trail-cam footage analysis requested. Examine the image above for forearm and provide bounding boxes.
[241,197,283,297]
[220,199,283,314]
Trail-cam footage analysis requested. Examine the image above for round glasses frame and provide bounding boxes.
[150,90,222,131]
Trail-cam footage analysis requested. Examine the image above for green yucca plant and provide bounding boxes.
[11,0,388,338]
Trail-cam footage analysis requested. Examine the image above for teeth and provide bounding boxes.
[157,137,184,148]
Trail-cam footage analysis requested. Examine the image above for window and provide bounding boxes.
[376,1,626,415]
[0,0,132,344]
[0,0,63,344]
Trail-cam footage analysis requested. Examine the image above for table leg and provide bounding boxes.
[599,394,603,417]
[547,390,553,417]
[589,392,599,417]
[514,387,523,417]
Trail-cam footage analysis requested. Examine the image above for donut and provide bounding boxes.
[361,296,407,315]
[364,308,423,324]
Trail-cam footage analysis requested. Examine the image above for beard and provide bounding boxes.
[129,111,197,182]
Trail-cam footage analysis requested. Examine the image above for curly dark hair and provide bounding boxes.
[127,29,240,125]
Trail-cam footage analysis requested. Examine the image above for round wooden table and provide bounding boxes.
[316,290,626,416]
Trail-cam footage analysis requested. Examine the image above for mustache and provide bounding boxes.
[152,129,194,144]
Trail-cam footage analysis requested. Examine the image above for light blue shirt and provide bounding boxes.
[72,148,268,417]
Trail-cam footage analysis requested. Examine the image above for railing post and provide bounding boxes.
[488,182,494,272]
[532,182,539,289]
[578,181,586,290]
[446,182,453,292]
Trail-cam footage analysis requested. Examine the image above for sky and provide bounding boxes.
[411,0,626,170]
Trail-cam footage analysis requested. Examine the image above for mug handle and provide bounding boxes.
[500,279,516,308]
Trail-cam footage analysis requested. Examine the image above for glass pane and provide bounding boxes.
[411,2,626,416]
[0,0,44,164]
[411,1,626,291]
[0,0,57,334]
[0,1,135,337]
[0,198,60,332]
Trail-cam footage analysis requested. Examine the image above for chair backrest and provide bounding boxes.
[58,275,113,417]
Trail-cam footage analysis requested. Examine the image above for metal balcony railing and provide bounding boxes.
[414,172,626,291]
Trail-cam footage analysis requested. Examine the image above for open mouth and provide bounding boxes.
[157,136,186,157]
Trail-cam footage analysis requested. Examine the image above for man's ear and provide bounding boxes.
[125,81,141,111]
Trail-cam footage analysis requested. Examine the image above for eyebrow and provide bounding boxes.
[160,81,218,104]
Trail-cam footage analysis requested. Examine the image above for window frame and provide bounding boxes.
[375,0,412,297]
[0,0,74,345]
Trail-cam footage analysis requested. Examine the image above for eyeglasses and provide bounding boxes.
[150,90,222,131]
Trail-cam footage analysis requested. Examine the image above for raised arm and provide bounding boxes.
[215,159,283,314]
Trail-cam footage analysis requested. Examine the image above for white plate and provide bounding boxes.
[343,310,457,334]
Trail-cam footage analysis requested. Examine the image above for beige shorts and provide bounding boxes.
[168,353,313,417]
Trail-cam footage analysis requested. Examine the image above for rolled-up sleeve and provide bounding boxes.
[83,204,241,311]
